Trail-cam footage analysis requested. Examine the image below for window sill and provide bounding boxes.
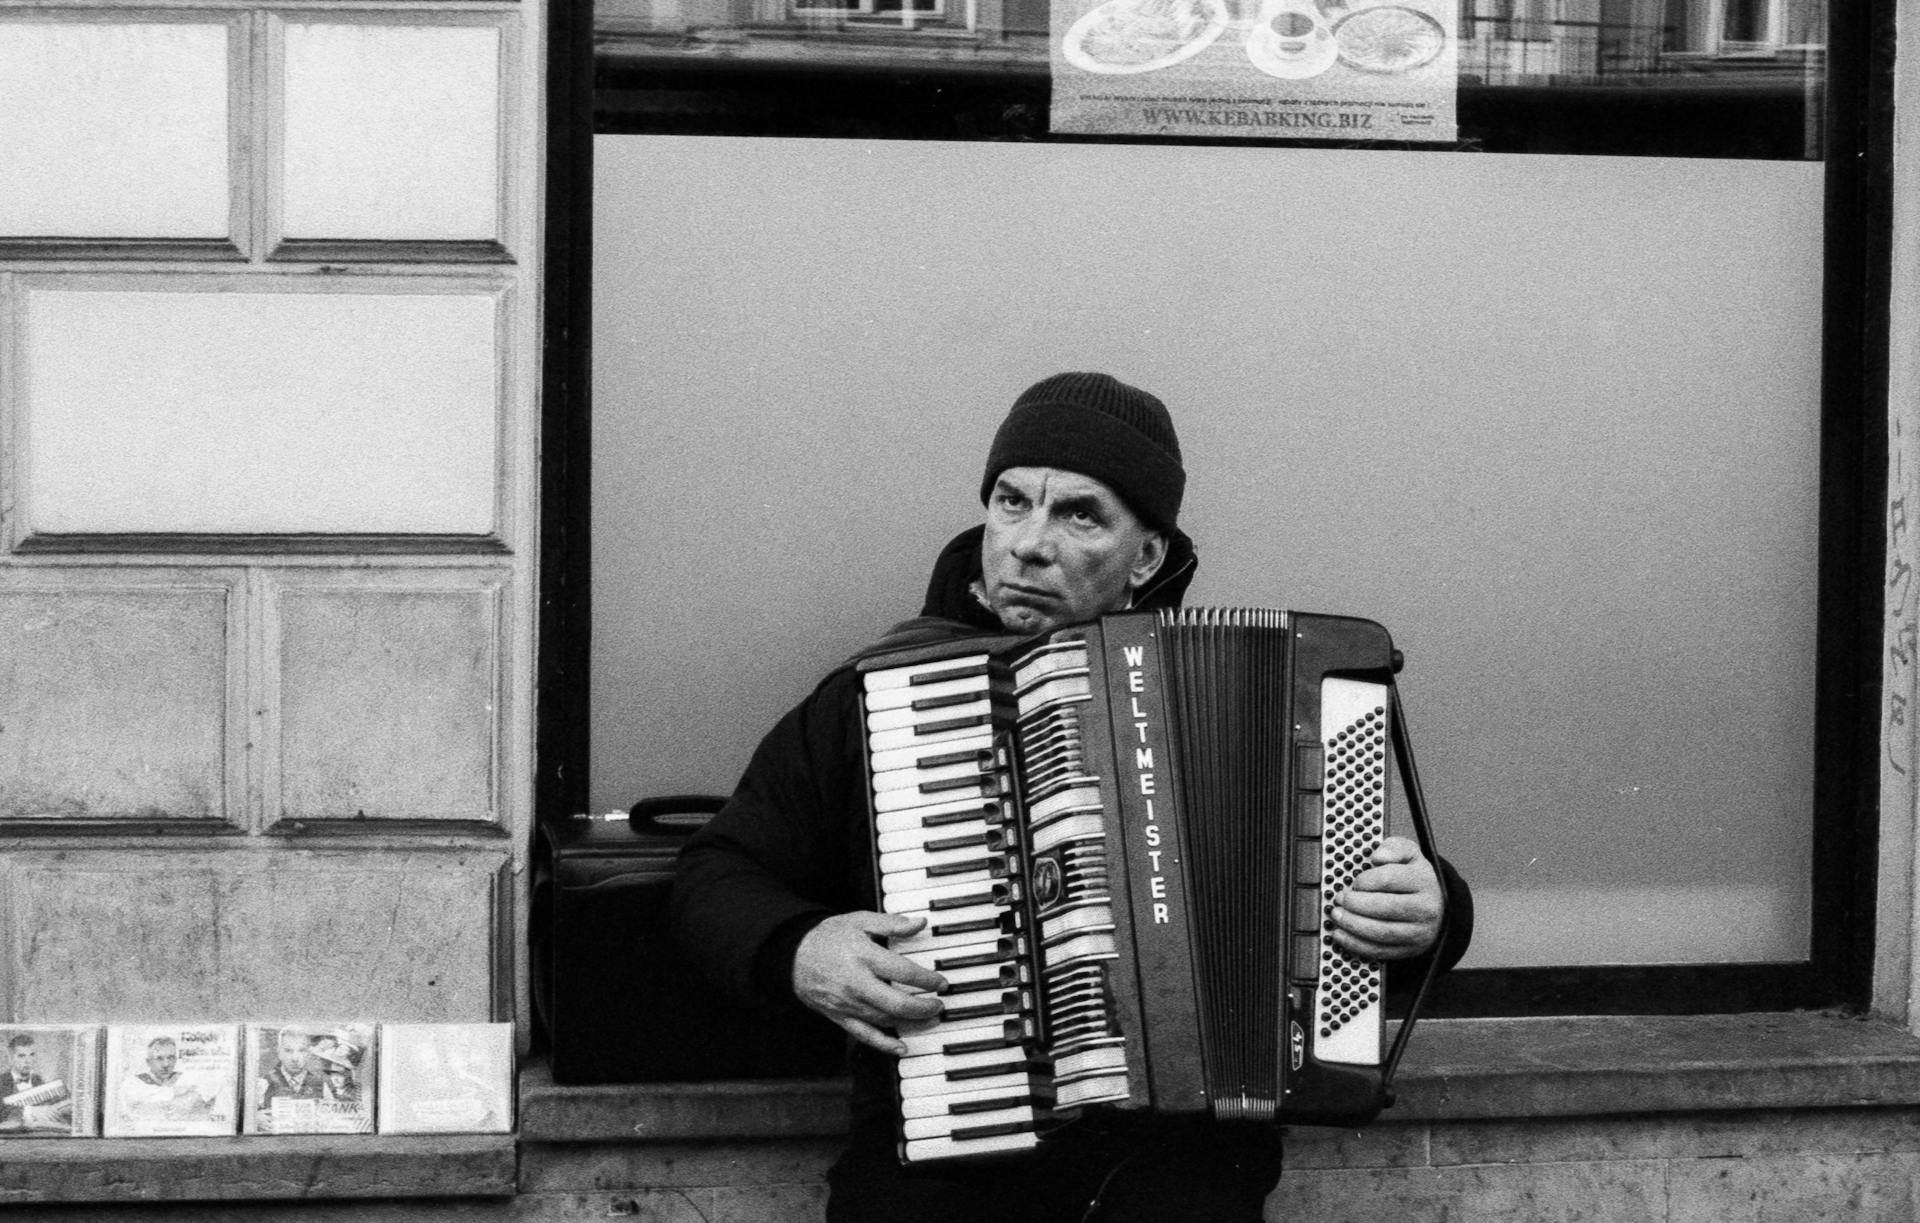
[0,1133,515,1204]
[519,1012,1920,1143]
[1388,1012,1920,1120]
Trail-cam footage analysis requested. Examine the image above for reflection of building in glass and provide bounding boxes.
[786,0,973,33]
[592,0,1824,158]
[1459,0,1825,83]
[596,0,1822,83]
[1674,0,1825,52]
[595,0,1050,46]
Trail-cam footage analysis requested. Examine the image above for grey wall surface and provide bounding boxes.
[592,136,1824,968]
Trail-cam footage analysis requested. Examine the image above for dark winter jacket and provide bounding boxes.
[669,524,1203,1005]
[669,523,1472,1037]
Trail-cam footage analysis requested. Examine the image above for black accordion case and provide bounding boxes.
[531,796,846,1084]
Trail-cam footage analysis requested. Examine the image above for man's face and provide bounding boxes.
[980,467,1166,635]
[146,1042,177,1079]
[278,1035,309,1075]
[10,1046,32,1076]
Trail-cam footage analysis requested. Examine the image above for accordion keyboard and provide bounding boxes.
[864,653,1045,1162]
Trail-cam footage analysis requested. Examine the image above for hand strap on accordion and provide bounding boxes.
[1380,680,1448,1107]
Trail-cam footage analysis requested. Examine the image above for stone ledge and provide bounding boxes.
[1390,1006,1920,1121]
[1389,1012,1920,1121]
[0,1134,516,1204]
[519,1064,849,1142]
[519,1012,1920,1143]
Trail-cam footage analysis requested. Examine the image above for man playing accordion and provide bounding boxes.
[673,371,1474,1221]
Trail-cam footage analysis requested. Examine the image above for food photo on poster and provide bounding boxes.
[1052,0,1456,140]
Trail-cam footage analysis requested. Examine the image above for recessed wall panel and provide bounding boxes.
[0,584,230,822]
[21,287,500,537]
[276,584,500,824]
[9,851,504,1021]
[0,21,231,238]
[281,23,502,242]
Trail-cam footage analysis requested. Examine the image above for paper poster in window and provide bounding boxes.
[1050,0,1457,142]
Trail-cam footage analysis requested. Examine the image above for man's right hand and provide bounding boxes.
[792,911,947,1055]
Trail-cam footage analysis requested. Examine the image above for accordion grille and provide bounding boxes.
[1319,703,1388,1034]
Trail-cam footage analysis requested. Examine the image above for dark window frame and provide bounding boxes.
[540,0,1894,1018]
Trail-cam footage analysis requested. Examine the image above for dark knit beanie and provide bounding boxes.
[979,372,1185,531]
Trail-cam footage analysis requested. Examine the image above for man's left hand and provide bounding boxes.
[1327,836,1444,961]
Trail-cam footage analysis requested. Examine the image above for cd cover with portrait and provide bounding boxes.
[0,1025,101,1138]
[243,1023,377,1135]
[103,1024,239,1137]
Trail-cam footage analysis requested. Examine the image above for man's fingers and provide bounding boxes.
[1328,926,1397,961]
[1329,905,1425,949]
[840,1016,907,1057]
[841,913,947,997]
[849,976,942,1024]
[852,911,927,939]
[1338,882,1435,922]
[1328,889,1440,961]
[877,951,946,995]
[1329,921,1424,961]
[1348,863,1428,895]
[885,965,947,996]
[816,983,937,1059]
[790,911,954,1056]
[1370,835,1420,865]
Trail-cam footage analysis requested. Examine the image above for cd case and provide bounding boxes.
[0,1026,101,1137]
[103,1024,240,1137]
[243,1023,377,1135]
[376,1023,512,1135]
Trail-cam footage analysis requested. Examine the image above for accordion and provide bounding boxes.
[2,1080,68,1109]
[856,608,1445,1164]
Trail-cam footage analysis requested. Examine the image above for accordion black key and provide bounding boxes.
[856,608,1445,1164]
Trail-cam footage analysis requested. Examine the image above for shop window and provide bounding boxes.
[551,0,1886,1021]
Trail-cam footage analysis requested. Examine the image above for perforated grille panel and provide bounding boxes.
[1312,679,1387,1065]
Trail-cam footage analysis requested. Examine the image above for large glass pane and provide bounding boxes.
[588,136,1821,968]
